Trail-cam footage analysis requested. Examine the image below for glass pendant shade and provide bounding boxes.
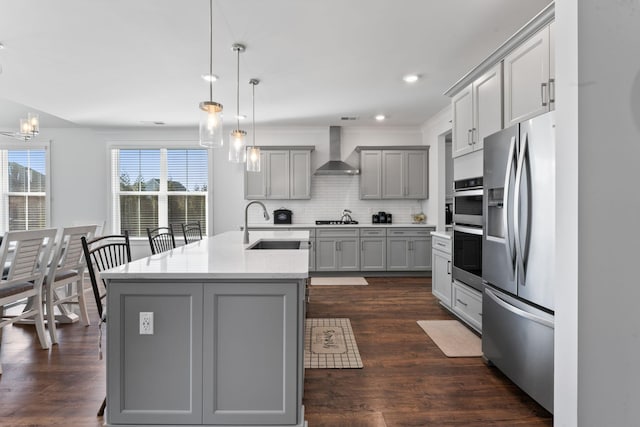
[199,101,224,148]
[228,129,247,163]
[246,146,261,172]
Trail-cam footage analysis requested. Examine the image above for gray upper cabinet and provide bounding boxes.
[503,22,555,127]
[452,63,502,158]
[358,147,429,200]
[244,147,313,200]
[289,150,312,199]
[359,150,382,199]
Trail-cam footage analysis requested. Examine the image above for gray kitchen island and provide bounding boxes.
[101,230,309,427]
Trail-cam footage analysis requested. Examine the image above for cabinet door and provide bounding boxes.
[202,283,299,425]
[266,151,290,199]
[473,63,503,151]
[315,238,338,271]
[337,238,360,271]
[386,237,410,270]
[452,84,474,158]
[410,237,432,271]
[548,20,556,111]
[308,238,316,271]
[405,150,428,199]
[107,283,204,425]
[360,238,386,271]
[503,26,550,126]
[244,151,267,199]
[359,150,382,199]
[382,150,404,198]
[432,249,452,308]
[290,150,311,199]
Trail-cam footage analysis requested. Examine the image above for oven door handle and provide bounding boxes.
[453,225,483,236]
[454,188,483,197]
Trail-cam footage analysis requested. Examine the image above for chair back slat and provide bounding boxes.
[54,225,98,272]
[181,221,203,245]
[1,229,57,284]
[147,226,176,255]
[81,232,131,319]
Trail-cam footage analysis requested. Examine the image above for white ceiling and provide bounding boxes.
[0,0,551,130]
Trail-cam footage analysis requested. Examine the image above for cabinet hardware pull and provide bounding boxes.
[471,127,476,145]
[456,298,468,307]
[437,242,446,247]
[549,78,555,105]
[447,260,451,275]
[335,241,339,251]
[467,129,473,145]
[541,82,548,107]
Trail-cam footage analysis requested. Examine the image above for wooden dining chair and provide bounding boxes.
[81,231,131,415]
[0,228,58,375]
[44,224,98,345]
[146,226,176,255]
[181,221,203,244]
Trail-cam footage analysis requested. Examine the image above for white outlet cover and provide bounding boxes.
[139,312,154,335]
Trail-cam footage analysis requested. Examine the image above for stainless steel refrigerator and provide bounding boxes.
[482,111,555,413]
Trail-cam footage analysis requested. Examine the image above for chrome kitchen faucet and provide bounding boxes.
[244,200,270,244]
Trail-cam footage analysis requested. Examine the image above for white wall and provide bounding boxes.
[556,1,640,426]
[420,105,452,231]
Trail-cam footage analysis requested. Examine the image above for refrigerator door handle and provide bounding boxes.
[514,131,528,285]
[485,287,554,329]
[503,136,517,273]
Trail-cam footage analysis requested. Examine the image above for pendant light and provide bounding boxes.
[228,43,247,163]
[246,79,261,172]
[198,0,223,148]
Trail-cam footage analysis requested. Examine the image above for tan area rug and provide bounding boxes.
[310,277,368,286]
[417,320,482,357]
[305,318,363,368]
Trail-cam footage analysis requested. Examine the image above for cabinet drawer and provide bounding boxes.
[387,227,434,237]
[452,281,482,332]
[432,235,451,254]
[316,228,359,238]
[360,228,386,237]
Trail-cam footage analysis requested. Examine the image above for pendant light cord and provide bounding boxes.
[208,0,213,102]
[235,47,240,131]
[252,81,256,146]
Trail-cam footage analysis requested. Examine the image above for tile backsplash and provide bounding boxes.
[246,175,427,225]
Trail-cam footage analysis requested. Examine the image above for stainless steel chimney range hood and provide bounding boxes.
[314,126,359,175]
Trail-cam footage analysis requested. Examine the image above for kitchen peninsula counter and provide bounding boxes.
[102,230,309,427]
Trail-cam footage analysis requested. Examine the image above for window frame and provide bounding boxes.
[0,140,51,233]
[109,141,212,239]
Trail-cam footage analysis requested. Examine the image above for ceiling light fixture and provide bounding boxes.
[0,113,39,142]
[228,43,247,163]
[375,114,386,121]
[246,78,261,172]
[403,74,419,83]
[198,0,224,148]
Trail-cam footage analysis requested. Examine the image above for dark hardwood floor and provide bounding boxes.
[303,277,552,427]
[0,277,552,427]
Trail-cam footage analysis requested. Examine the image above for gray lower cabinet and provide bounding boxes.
[315,228,360,272]
[302,228,316,271]
[106,280,304,426]
[431,234,452,308]
[360,228,386,271]
[386,228,434,271]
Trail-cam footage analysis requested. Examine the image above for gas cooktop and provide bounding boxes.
[315,220,359,225]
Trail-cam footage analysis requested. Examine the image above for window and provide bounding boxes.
[0,147,48,232]
[112,148,208,238]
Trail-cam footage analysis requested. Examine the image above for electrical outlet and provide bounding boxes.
[139,312,154,335]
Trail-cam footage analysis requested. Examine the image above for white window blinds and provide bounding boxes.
[0,148,48,232]
[111,148,208,238]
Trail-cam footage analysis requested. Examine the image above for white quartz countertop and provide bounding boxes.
[248,223,436,229]
[101,230,310,280]
[431,230,452,239]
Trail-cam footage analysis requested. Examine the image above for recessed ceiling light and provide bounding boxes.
[403,74,419,83]
[375,114,386,121]
[0,43,5,50]
[236,114,246,120]
[201,73,219,82]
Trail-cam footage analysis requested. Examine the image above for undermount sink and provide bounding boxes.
[247,240,303,250]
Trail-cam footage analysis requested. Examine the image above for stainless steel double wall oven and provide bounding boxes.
[452,177,483,292]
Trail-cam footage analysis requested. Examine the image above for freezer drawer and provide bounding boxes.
[482,286,554,413]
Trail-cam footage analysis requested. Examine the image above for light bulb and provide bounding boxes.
[249,148,259,162]
[20,118,30,134]
[206,111,218,131]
